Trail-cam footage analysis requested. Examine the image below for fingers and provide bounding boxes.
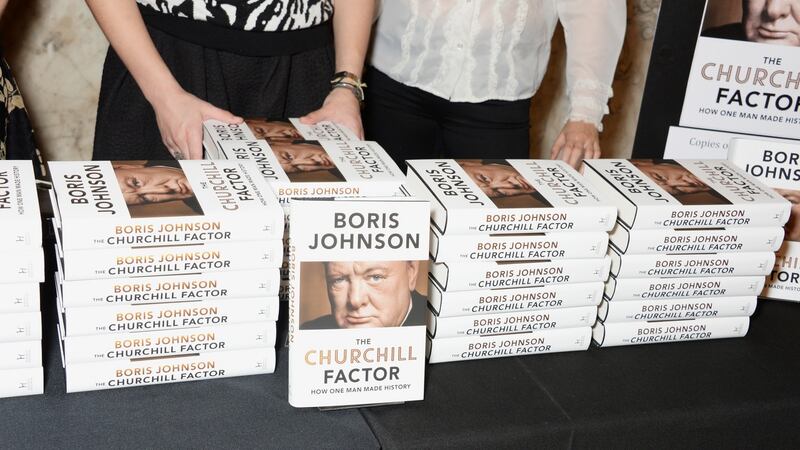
[187,126,203,160]
[203,104,242,124]
[593,140,601,159]
[550,133,567,159]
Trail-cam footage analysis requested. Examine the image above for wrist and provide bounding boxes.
[331,71,365,102]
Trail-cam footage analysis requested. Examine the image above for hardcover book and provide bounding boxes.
[48,160,283,250]
[0,283,40,313]
[288,198,429,408]
[610,222,784,254]
[596,296,757,323]
[428,305,597,339]
[0,246,44,283]
[0,161,42,247]
[0,367,43,398]
[604,275,766,301]
[405,159,616,235]
[430,228,608,262]
[430,258,611,292]
[427,327,591,363]
[582,159,790,229]
[0,340,41,369]
[592,316,750,347]
[0,312,42,342]
[65,347,275,393]
[608,247,775,279]
[429,279,604,318]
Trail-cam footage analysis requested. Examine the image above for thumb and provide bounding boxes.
[299,109,323,124]
[203,104,242,124]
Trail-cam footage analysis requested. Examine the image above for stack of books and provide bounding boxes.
[583,159,790,347]
[0,161,44,398]
[49,160,284,392]
[405,159,617,363]
[203,118,406,302]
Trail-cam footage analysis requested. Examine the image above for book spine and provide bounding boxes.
[62,297,279,337]
[0,367,43,398]
[605,275,765,301]
[610,251,774,278]
[429,305,597,339]
[0,219,42,247]
[0,246,44,283]
[597,296,757,323]
[59,269,280,308]
[0,312,42,342]
[0,283,41,313]
[63,321,276,364]
[431,231,609,262]
[430,279,604,317]
[446,207,616,235]
[0,340,42,369]
[593,316,750,347]
[65,347,276,393]
[639,203,789,229]
[612,226,784,254]
[61,240,283,281]
[273,181,403,206]
[431,257,611,292]
[427,327,591,363]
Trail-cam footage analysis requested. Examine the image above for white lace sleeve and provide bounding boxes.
[556,0,626,131]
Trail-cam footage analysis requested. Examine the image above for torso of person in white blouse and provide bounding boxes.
[370,0,626,131]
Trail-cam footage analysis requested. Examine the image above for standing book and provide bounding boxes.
[0,161,42,247]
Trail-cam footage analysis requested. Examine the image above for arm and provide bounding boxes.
[85,0,241,159]
[550,0,626,168]
[0,0,8,18]
[300,0,376,139]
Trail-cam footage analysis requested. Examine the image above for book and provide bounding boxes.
[212,139,404,206]
[58,269,279,308]
[48,160,283,250]
[429,278,604,317]
[610,222,784,254]
[405,159,616,235]
[728,138,800,302]
[0,312,42,342]
[0,340,41,369]
[0,246,44,283]
[582,159,790,229]
[430,228,608,262]
[663,126,794,160]
[604,275,766,301]
[62,322,276,364]
[592,316,750,347]
[428,305,597,339]
[427,327,592,363]
[65,347,276,393]
[58,296,278,337]
[596,296,757,323]
[288,198,429,408]
[430,257,611,292]
[0,367,43,398]
[0,283,40,313]
[608,246,774,279]
[57,240,282,281]
[0,161,42,247]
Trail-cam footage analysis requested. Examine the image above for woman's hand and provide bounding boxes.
[550,120,601,169]
[151,88,242,160]
[300,87,364,139]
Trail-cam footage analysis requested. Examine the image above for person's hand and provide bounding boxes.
[151,88,242,160]
[550,120,601,169]
[300,87,364,139]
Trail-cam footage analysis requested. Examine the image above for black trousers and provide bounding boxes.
[363,67,531,171]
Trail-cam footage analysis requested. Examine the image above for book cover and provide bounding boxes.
[663,126,795,160]
[405,159,616,235]
[429,278,603,318]
[0,340,41,369]
[430,228,608,262]
[597,296,757,323]
[0,283,40,313]
[608,246,775,278]
[428,305,597,339]
[0,367,43,398]
[582,159,790,229]
[430,258,611,292]
[729,138,800,302]
[288,198,429,408]
[610,222,784,254]
[604,275,766,301]
[49,160,283,250]
[0,312,42,342]
[427,327,591,363]
[65,347,275,393]
[0,161,42,247]
[593,316,750,347]
[58,269,279,308]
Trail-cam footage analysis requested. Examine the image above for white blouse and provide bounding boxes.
[370,0,626,130]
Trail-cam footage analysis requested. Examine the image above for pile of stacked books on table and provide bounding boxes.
[583,159,790,347]
[0,161,45,398]
[49,160,283,392]
[405,159,617,363]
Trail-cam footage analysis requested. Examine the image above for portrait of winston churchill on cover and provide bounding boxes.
[245,118,303,142]
[457,159,551,208]
[701,0,800,47]
[300,260,427,330]
[112,160,203,218]
[268,140,346,182]
[632,159,731,205]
